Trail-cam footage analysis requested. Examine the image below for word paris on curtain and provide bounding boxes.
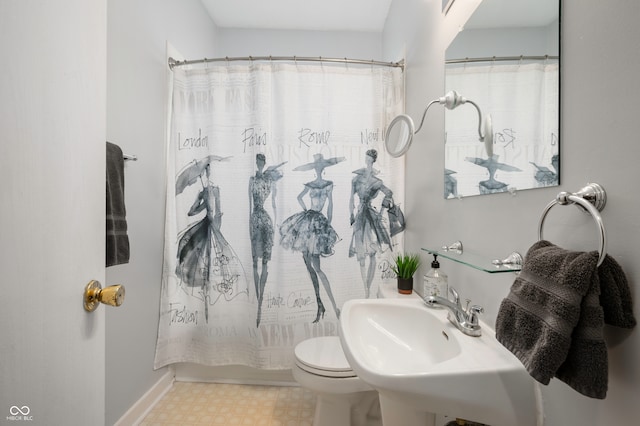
[154,62,405,369]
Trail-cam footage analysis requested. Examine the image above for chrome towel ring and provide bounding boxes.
[538,183,607,266]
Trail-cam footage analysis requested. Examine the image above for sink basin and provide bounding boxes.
[339,298,538,426]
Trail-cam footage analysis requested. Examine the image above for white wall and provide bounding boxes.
[214,28,381,59]
[384,1,640,425]
[543,2,639,421]
[105,1,218,424]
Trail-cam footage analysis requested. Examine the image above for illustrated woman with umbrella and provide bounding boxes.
[249,153,286,327]
[349,149,402,298]
[175,155,248,323]
[279,154,344,323]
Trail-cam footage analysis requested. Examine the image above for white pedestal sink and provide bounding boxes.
[338,298,538,426]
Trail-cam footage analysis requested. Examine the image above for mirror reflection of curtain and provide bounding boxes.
[155,63,404,369]
[445,62,559,197]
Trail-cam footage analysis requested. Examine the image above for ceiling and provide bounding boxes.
[201,0,394,32]
[200,0,559,32]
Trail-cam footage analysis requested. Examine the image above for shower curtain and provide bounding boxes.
[445,62,559,196]
[154,62,404,369]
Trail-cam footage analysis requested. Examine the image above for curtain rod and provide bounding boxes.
[446,55,559,64]
[168,56,404,70]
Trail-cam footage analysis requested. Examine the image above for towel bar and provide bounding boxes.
[538,183,607,266]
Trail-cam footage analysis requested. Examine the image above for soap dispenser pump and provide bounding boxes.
[423,254,448,303]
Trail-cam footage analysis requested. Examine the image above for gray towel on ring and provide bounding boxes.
[495,240,636,399]
[106,142,130,267]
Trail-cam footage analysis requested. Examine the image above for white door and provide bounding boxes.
[0,1,107,425]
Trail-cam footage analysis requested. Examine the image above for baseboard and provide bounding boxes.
[174,363,296,385]
[114,367,175,426]
[176,376,299,387]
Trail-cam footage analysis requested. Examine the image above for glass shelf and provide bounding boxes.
[421,247,521,274]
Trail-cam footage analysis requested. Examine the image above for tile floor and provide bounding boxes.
[140,382,315,426]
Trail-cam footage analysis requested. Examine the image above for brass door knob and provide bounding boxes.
[84,280,125,312]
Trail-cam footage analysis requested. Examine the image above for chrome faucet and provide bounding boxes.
[425,287,484,337]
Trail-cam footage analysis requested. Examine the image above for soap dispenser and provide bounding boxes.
[423,254,448,303]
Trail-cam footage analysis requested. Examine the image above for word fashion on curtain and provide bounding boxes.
[154,62,405,369]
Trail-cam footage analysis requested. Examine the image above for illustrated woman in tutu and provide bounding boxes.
[175,157,248,323]
[280,154,344,323]
[249,153,286,327]
[349,149,397,298]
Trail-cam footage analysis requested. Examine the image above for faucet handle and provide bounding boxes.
[468,305,484,326]
[448,287,459,304]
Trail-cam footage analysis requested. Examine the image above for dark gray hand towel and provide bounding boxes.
[597,255,637,329]
[554,269,608,399]
[495,240,598,387]
[555,254,637,398]
[496,240,636,399]
[106,142,130,267]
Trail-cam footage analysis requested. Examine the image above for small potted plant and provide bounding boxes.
[391,252,421,294]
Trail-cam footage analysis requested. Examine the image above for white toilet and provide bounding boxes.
[293,282,419,426]
[293,335,381,426]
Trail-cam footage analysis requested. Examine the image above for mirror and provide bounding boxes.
[385,114,415,157]
[444,0,560,197]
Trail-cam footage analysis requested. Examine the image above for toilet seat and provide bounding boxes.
[294,336,356,378]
